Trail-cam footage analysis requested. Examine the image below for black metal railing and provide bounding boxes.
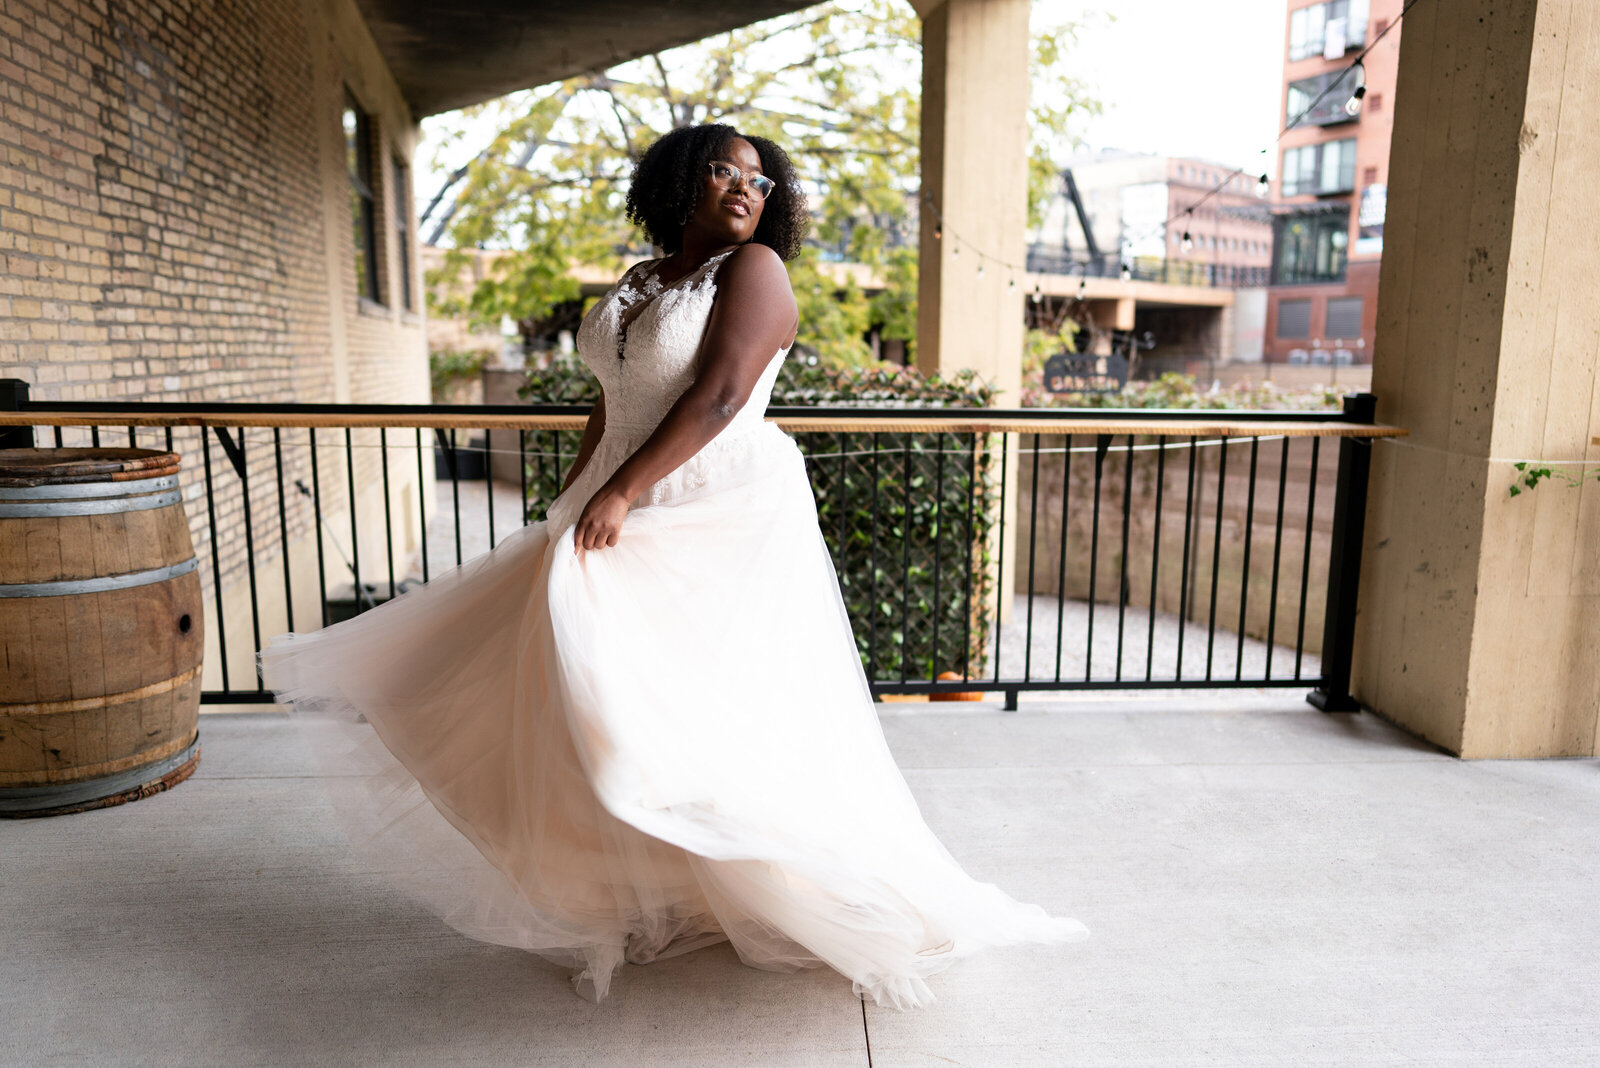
[1025,248,1272,289]
[1,383,1399,711]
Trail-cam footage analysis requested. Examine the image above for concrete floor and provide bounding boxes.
[5,696,1599,1066]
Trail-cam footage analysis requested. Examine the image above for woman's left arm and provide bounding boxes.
[572,243,798,551]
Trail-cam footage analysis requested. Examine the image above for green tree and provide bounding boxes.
[423,1,1099,368]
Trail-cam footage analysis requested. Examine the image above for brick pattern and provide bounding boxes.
[2,0,427,605]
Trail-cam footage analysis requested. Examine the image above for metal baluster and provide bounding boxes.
[200,427,229,691]
[518,429,528,525]
[1023,434,1041,681]
[1295,437,1320,680]
[90,425,99,448]
[126,425,136,447]
[1176,437,1198,679]
[1115,434,1135,682]
[380,427,396,600]
[450,428,463,566]
[899,434,913,684]
[53,426,64,447]
[993,435,1009,690]
[961,433,977,681]
[485,428,496,551]
[1265,437,1290,678]
[165,426,172,453]
[1205,437,1230,681]
[414,428,430,583]
[310,429,329,626]
[1085,435,1107,682]
[1145,436,1167,681]
[867,435,881,684]
[1235,437,1259,681]
[1054,434,1072,683]
[272,428,295,633]
[345,428,363,613]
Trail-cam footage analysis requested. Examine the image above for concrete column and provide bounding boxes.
[915,0,1030,403]
[1354,0,1600,757]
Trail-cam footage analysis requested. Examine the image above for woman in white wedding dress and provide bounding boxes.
[259,124,1087,1009]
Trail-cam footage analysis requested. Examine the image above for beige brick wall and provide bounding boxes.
[1,0,431,676]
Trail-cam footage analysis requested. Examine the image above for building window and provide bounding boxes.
[343,93,380,303]
[1287,67,1363,127]
[1282,138,1358,196]
[1272,208,1350,284]
[1325,296,1364,338]
[392,155,413,311]
[1277,299,1313,339]
[1289,0,1369,62]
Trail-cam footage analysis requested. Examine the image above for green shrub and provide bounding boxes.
[1021,370,1343,411]
[429,348,491,397]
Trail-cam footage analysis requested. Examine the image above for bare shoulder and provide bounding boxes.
[719,242,793,298]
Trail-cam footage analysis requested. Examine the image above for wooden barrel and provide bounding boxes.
[0,448,203,817]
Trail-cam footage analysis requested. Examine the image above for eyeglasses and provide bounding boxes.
[708,161,775,201]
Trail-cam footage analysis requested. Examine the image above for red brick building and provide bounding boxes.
[1264,0,1402,365]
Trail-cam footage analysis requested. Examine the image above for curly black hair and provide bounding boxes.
[625,123,809,261]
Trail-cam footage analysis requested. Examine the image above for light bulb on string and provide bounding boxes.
[1345,83,1367,116]
[1031,283,1043,304]
[1256,173,1270,198]
[1120,263,1132,282]
[951,243,959,258]
[1008,277,1016,290]
[933,224,942,240]
[976,263,985,278]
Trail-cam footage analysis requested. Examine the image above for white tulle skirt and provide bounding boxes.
[258,420,1087,1008]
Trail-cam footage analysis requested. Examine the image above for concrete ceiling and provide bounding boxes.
[357,0,827,117]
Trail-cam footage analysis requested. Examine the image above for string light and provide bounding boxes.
[1345,83,1367,116]
[1119,0,1418,250]
[912,2,1418,285]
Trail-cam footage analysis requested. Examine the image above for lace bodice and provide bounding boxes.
[574,249,790,440]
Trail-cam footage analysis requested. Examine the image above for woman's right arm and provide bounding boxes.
[560,393,607,494]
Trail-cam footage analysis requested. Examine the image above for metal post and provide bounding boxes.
[1309,392,1376,713]
[0,379,33,449]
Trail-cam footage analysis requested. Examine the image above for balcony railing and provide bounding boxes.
[0,388,1404,711]
[1025,248,1271,289]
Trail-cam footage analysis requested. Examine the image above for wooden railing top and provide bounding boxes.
[0,409,1409,439]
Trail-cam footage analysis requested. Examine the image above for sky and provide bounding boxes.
[1035,0,1287,171]
[415,0,1290,216]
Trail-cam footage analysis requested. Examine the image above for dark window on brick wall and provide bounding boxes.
[1277,299,1313,339]
[1273,208,1350,284]
[1325,296,1364,339]
[392,155,413,311]
[343,93,380,303]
